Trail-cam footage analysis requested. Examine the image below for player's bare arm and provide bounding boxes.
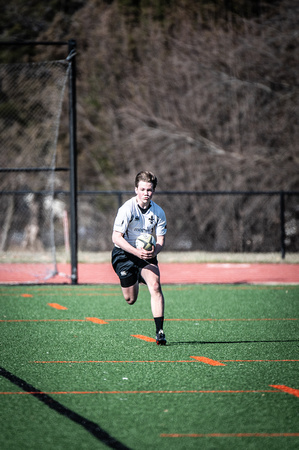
[154,235,165,257]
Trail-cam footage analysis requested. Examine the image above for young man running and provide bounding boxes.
[111,171,167,345]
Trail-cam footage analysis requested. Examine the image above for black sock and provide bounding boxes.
[154,316,164,333]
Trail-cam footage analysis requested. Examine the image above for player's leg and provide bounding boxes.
[141,264,166,344]
[121,282,139,305]
[141,264,164,315]
[112,247,140,305]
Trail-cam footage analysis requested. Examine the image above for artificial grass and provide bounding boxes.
[0,284,298,449]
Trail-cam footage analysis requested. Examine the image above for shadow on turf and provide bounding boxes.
[0,366,130,450]
[168,339,299,345]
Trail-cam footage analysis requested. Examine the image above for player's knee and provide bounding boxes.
[151,280,162,294]
[122,282,138,305]
[123,291,138,305]
[125,296,137,305]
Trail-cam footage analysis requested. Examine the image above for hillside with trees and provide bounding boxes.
[1,0,298,253]
[1,0,298,190]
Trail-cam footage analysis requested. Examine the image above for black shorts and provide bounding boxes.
[111,246,158,288]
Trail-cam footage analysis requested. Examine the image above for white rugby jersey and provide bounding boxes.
[113,196,167,247]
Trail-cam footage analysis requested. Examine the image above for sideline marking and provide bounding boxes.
[107,318,299,322]
[131,335,156,342]
[270,385,299,398]
[0,319,85,323]
[32,358,299,364]
[0,389,281,395]
[221,360,299,363]
[86,317,108,324]
[47,303,68,310]
[33,356,225,364]
[33,360,194,364]
[190,356,226,366]
[161,433,299,438]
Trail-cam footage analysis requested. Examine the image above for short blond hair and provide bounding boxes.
[135,171,157,190]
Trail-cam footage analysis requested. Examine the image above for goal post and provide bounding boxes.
[0,40,78,284]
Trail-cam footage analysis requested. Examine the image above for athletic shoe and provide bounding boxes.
[156,329,166,345]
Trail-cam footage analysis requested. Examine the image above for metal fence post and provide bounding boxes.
[68,39,78,284]
[280,191,286,259]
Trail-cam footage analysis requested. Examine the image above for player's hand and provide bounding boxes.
[137,245,155,260]
[146,245,156,258]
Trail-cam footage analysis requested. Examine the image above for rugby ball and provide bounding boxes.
[136,234,156,251]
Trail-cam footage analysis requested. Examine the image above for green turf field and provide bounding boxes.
[0,284,298,449]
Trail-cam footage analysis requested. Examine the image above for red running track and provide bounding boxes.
[0,263,298,284]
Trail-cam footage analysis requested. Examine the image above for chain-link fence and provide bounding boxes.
[2,189,297,263]
[0,46,298,285]
[0,59,71,281]
[76,190,298,256]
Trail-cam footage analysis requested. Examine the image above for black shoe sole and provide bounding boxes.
[156,340,167,345]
